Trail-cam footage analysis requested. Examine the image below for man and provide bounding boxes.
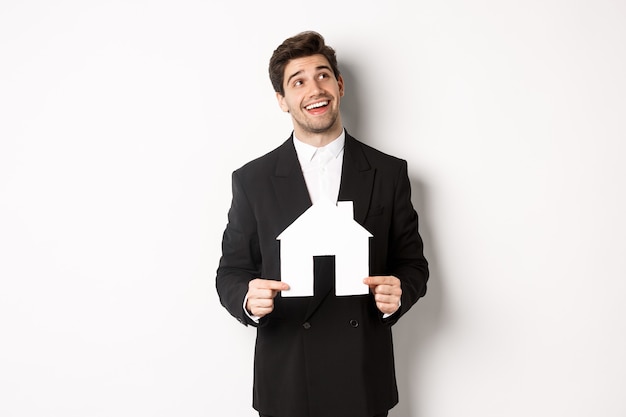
[216,31,429,417]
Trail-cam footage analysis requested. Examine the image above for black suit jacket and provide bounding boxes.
[216,132,428,417]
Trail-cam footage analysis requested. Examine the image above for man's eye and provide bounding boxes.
[294,80,302,87]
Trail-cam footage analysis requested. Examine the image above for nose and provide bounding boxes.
[309,78,324,96]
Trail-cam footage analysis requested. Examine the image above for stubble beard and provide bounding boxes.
[295,109,340,135]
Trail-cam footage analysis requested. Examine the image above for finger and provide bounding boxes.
[374,292,400,305]
[248,288,279,300]
[250,279,290,291]
[373,284,402,296]
[249,298,275,309]
[251,305,274,318]
[363,275,398,286]
[376,301,400,315]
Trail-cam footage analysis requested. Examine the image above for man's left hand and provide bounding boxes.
[363,275,402,315]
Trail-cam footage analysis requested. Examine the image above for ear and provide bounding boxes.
[276,92,289,112]
[338,75,345,97]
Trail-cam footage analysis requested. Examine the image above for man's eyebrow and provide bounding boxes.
[286,65,333,85]
[286,70,303,86]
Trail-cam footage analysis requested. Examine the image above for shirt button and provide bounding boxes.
[349,319,359,328]
[303,322,311,329]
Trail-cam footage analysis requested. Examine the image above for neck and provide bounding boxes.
[293,123,344,148]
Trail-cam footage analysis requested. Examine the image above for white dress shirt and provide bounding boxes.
[293,130,345,204]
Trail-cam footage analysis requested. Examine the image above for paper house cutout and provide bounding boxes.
[276,200,372,297]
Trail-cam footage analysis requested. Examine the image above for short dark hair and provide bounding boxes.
[269,31,341,96]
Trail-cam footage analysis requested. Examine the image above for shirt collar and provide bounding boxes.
[293,130,346,165]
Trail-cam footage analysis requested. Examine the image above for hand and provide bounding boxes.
[245,279,290,319]
[363,275,402,315]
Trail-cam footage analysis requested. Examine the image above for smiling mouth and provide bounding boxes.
[305,101,329,110]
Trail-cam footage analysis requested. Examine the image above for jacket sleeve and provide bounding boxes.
[215,170,262,327]
[384,160,429,325]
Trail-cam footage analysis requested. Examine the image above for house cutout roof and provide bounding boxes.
[276,199,372,297]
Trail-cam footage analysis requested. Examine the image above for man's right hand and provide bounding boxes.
[245,279,290,319]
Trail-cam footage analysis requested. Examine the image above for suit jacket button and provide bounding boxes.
[349,319,359,328]
[303,322,311,329]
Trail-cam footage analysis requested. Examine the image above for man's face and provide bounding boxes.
[276,54,344,140]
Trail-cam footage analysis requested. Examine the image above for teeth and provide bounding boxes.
[306,101,328,110]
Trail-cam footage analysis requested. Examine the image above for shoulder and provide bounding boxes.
[233,137,293,178]
[346,132,408,170]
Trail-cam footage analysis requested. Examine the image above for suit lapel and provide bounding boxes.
[271,137,312,231]
[338,134,375,224]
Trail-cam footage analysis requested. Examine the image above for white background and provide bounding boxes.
[1,1,625,416]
